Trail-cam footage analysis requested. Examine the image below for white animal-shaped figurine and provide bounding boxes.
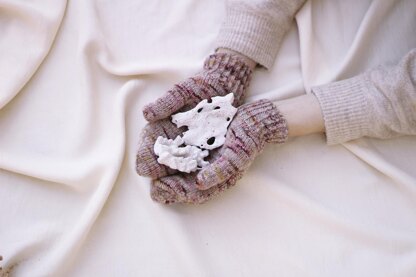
[153,136,209,173]
[171,93,237,150]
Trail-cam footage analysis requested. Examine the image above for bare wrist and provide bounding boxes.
[274,94,325,138]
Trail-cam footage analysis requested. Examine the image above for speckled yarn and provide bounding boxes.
[196,99,288,190]
[136,119,184,179]
[150,99,288,204]
[142,52,253,122]
[137,52,253,180]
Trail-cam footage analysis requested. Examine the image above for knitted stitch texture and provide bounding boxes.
[216,0,306,69]
[137,52,253,180]
[150,99,288,204]
[136,119,184,179]
[196,99,288,190]
[142,52,253,122]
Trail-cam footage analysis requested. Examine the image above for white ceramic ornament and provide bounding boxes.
[153,136,209,173]
[171,93,237,150]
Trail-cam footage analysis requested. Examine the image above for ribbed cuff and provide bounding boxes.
[311,75,371,145]
[203,52,253,79]
[215,6,284,69]
[203,52,253,105]
[240,99,288,144]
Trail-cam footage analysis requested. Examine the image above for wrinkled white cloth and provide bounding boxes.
[0,0,415,276]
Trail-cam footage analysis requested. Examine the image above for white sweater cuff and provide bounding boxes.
[215,5,285,69]
[312,76,371,145]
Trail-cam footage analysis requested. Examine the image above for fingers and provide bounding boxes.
[150,181,179,205]
[152,170,242,205]
[197,145,249,190]
[196,123,259,189]
[136,120,182,179]
[152,174,191,204]
[195,172,242,203]
[143,85,189,122]
[196,154,235,190]
[153,173,217,204]
[136,132,175,178]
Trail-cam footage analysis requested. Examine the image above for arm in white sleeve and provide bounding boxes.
[216,0,306,69]
[312,48,416,145]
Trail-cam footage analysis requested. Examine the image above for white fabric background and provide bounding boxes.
[0,0,415,276]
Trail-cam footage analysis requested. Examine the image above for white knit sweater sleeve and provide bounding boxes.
[215,1,416,145]
[312,48,416,145]
[215,0,306,69]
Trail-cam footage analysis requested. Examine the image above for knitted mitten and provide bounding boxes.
[136,119,185,179]
[197,100,288,190]
[142,52,253,122]
[196,99,288,190]
[150,99,288,204]
[150,170,243,204]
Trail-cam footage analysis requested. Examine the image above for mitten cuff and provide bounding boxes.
[203,53,253,104]
[239,99,288,144]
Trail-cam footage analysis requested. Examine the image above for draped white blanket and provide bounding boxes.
[0,0,415,276]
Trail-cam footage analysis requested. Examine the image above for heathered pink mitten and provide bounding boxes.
[150,171,243,205]
[197,99,288,190]
[142,52,252,122]
[137,52,252,179]
[150,99,288,204]
[136,119,184,179]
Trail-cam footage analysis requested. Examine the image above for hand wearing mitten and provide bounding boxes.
[196,99,288,190]
[136,119,185,179]
[137,51,253,179]
[142,52,253,122]
[150,99,288,204]
[150,170,244,205]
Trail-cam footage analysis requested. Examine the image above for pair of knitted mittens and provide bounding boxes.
[136,53,288,204]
